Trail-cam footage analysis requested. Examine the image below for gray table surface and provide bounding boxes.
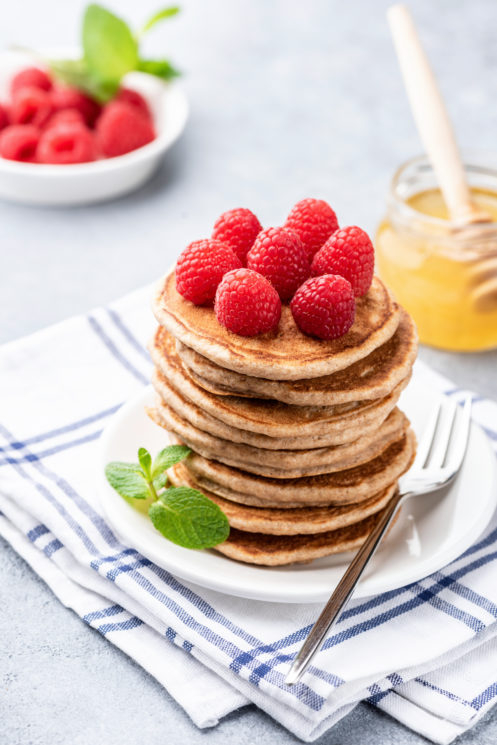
[2,1,497,743]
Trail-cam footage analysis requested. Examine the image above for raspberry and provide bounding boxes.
[96,102,155,157]
[215,268,281,337]
[311,226,374,297]
[10,67,52,96]
[51,86,101,127]
[37,123,97,164]
[212,208,262,263]
[0,104,9,131]
[176,239,242,305]
[46,109,85,129]
[290,275,355,340]
[0,125,40,162]
[115,88,151,119]
[246,226,310,300]
[285,198,339,259]
[11,87,53,128]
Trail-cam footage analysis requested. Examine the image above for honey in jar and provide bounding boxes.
[376,154,497,351]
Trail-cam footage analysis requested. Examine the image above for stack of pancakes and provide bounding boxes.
[148,271,418,566]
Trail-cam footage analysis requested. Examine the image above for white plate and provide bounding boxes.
[96,379,497,603]
[0,49,188,205]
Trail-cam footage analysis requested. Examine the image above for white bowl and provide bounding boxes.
[0,49,189,205]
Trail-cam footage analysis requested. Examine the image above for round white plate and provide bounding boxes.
[96,379,497,603]
[0,49,188,205]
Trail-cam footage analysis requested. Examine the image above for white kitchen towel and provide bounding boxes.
[1,285,497,744]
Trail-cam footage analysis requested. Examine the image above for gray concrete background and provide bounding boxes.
[1,0,497,742]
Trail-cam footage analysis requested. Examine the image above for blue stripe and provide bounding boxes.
[249,663,272,686]
[44,538,62,557]
[387,672,403,687]
[105,557,152,581]
[98,616,144,634]
[166,627,177,643]
[27,524,49,542]
[106,307,151,363]
[340,586,410,622]
[368,688,391,705]
[0,403,121,453]
[87,315,148,385]
[414,677,474,708]
[83,605,124,623]
[471,681,497,710]
[0,429,102,467]
[368,682,383,696]
[90,547,138,571]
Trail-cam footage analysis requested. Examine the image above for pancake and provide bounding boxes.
[175,309,418,406]
[151,364,409,448]
[150,328,379,432]
[152,272,401,380]
[168,462,398,535]
[149,402,409,478]
[214,512,387,565]
[183,429,416,507]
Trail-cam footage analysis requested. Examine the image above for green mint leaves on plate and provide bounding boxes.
[50,3,181,103]
[105,445,230,550]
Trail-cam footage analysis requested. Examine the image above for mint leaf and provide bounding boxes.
[152,445,191,478]
[138,447,152,477]
[153,470,169,491]
[149,486,229,549]
[105,462,150,500]
[142,6,180,34]
[83,4,138,85]
[137,58,180,80]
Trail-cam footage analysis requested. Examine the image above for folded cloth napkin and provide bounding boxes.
[1,286,497,744]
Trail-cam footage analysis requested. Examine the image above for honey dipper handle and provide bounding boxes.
[387,4,483,224]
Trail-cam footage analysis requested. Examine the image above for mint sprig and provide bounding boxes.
[105,446,230,550]
[49,3,181,103]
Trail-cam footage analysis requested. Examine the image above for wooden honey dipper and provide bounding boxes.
[388,4,497,314]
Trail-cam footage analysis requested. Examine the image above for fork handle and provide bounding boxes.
[285,490,406,686]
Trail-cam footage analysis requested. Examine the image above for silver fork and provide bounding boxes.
[285,394,472,686]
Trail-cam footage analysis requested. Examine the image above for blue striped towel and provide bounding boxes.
[1,285,497,744]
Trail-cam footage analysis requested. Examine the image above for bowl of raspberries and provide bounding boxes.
[175,197,375,341]
[0,50,188,205]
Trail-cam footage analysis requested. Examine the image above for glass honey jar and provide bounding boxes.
[376,153,497,351]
